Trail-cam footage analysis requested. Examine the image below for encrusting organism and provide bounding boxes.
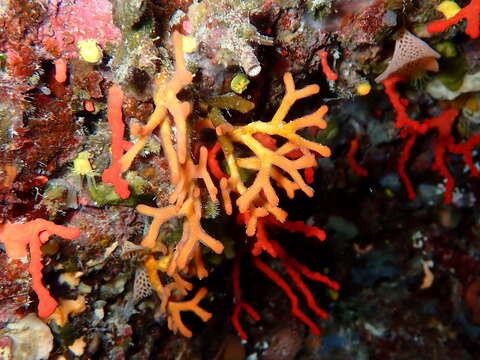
[436,0,462,20]
[186,0,274,77]
[375,30,440,84]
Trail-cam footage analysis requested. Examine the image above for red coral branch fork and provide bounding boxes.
[0,219,80,318]
[427,0,480,39]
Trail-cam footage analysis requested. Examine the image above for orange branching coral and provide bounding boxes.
[119,31,193,173]
[113,31,222,337]
[137,117,222,276]
[143,254,212,337]
[211,73,331,235]
[111,30,332,337]
[375,30,440,83]
[138,187,222,276]
[168,288,212,337]
[103,31,193,200]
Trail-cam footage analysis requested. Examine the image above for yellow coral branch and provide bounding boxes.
[270,73,320,125]
[144,255,168,301]
[212,72,330,234]
[160,118,181,184]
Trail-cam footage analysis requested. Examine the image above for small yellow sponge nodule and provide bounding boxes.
[77,39,102,63]
[437,1,461,19]
[356,82,372,96]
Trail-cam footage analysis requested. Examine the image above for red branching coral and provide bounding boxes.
[347,138,369,177]
[318,50,338,81]
[207,141,229,179]
[231,255,261,341]
[465,279,480,323]
[383,77,480,203]
[0,219,80,318]
[232,214,339,340]
[427,0,480,39]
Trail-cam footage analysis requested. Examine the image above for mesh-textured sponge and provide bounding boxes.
[375,30,441,83]
[133,267,153,303]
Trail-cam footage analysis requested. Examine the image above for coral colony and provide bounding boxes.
[1,0,480,358]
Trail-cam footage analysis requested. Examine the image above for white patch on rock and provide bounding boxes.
[427,72,480,100]
[5,313,54,360]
